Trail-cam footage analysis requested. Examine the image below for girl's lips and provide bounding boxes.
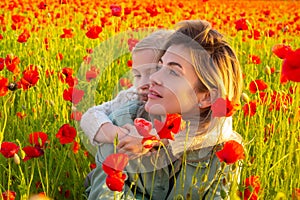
[148,89,162,99]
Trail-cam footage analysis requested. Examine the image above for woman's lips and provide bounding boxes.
[148,89,162,99]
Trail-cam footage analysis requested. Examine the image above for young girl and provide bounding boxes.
[80,30,173,199]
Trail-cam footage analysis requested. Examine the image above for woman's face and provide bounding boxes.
[145,45,202,115]
[132,49,157,101]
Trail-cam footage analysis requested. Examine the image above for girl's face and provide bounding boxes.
[132,49,157,102]
[145,45,202,115]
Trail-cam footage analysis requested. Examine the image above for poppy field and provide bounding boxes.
[0,0,300,199]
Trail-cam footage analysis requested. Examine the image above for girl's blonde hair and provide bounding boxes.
[132,30,174,63]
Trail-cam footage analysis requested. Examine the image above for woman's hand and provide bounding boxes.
[117,124,151,159]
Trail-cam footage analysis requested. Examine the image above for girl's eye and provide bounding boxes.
[155,65,162,71]
[133,74,141,78]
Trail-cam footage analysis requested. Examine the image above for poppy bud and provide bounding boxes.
[241,93,250,103]
[264,65,271,75]
[8,82,18,91]
[14,153,20,165]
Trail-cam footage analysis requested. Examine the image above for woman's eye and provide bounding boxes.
[170,69,179,76]
[133,74,141,78]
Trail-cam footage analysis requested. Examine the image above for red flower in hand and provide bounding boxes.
[154,114,181,140]
[249,80,268,94]
[1,190,16,200]
[211,97,240,117]
[19,65,39,90]
[272,44,292,59]
[134,118,153,138]
[29,132,48,148]
[22,146,44,161]
[86,25,102,39]
[63,87,84,104]
[239,176,261,200]
[0,142,20,158]
[102,153,128,192]
[216,140,244,164]
[134,118,160,149]
[56,124,77,144]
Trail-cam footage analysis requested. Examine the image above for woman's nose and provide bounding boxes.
[149,69,163,86]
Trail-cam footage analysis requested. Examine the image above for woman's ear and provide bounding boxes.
[197,89,218,108]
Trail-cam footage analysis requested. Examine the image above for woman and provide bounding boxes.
[120,19,244,199]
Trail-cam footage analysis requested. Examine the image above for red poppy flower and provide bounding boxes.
[56,124,77,144]
[0,76,9,96]
[85,66,99,82]
[86,25,102,39]
[19,65,39,90]
[63,87,85,104]
[119,78,133,89]
[59,67,73,82]
[56,52,63,61]
[134,118,159,148]
[249,80,268,94]
[16,112,26,119]
[1,190,16,200]
[216,140,244,164]
[281,48,300,83]
[0,142,20,158]
[142,136,160,149]
[127,38,139,51]
[240,176,261,200]
[211,97,240,117]
[102,153,129,175]
[154,114,181,140]
[17,28,30,43]
[106,173,127,192]
[90,163,96,170]
[127,60,132,67]
[292,188,300,200]
[248,29,261,40]
[102,153,128,191]
[242,100,257,117]
[72,141,80,154]
[145,5,159,17]
[38,2,46,10]
[134,118,153,138]
[272,44,292,59]
[29,132,48,148]
[0,58,4,71]
[249,55,261,64]
[71,111,82,121]
[22,146,44,161]
[5,54,20,74]
[235,18,248,31]
[60,28,75,39]
[110,4,122,17]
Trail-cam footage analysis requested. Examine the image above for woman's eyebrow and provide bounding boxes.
[167,62,182,69]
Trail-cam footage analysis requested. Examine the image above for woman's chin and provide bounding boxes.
[145,102,167,116]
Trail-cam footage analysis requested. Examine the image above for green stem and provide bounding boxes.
[0,93,14,145]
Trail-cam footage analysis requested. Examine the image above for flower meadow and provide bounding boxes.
[0,0,300,199]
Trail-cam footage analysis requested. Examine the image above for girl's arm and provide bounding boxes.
[80,86,138,145]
